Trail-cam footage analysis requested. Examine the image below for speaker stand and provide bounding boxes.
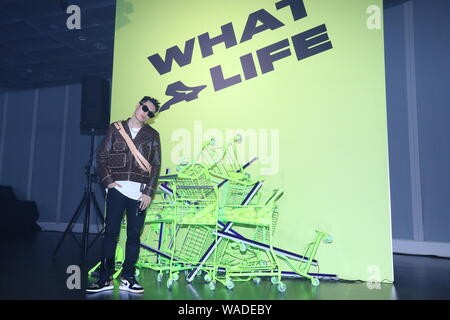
[52,128,105,261]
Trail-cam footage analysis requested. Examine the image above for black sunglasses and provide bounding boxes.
[140,103,156,118]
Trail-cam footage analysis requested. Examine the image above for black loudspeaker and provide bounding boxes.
[80,77,111,134]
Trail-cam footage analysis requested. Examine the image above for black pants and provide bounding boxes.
[99,187,146,279]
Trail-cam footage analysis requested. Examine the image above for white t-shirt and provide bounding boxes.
[106,124,146,200]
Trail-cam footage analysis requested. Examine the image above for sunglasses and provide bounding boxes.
[140,103,156,118]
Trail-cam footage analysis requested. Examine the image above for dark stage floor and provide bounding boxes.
[0,231,449,300]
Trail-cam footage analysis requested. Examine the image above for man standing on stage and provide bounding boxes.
[86,96,161,294]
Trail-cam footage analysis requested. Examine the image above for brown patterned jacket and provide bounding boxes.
[96,118,161,197]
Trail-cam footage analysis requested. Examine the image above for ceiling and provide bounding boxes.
[0,0,116,91]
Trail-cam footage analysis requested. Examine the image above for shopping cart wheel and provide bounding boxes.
[167,279,173,289]
[277,282,286,293]
[323,234,333,244]
[253,277,261,285]
[197,270,203,276]
[173,272,179,281]
[225,280,234,290]
[239,243,247,253]
[311,277,320,286]
[271,276,279,285]
[204,274,212,283]
[157,272,163,282]
[208,281,216,291]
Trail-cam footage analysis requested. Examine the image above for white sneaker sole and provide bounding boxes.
[119,284,144,294]
[86,285,114,293]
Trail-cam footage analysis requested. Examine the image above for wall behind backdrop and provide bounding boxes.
[0,0,448,281]
[110,0,392,281]
[383,0,450,258]
[0,84,108,231]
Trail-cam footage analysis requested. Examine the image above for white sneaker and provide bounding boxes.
[119,276,144,294]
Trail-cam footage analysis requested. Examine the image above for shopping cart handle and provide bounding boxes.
[264,188,284,205]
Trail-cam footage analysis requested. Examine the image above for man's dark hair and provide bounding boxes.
[140,96,161,112]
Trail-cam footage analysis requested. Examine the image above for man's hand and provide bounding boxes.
[107,182,122,188]
[138,194,151,210]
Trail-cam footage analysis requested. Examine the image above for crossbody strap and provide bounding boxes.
[113,122,152,173]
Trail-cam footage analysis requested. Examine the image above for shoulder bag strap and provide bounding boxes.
[113,122,152,173]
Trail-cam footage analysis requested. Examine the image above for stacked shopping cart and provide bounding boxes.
[91,135,336,292]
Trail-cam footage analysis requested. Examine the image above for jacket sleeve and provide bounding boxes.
[142,132,161,197]
[96,124,115,189]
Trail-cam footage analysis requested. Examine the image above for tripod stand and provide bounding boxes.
[53,128,105,261]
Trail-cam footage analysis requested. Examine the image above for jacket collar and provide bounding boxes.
[122,117,149,141]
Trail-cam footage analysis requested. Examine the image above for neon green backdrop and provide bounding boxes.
[111,0,393,282]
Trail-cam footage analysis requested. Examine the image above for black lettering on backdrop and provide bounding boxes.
[240,53,258,80]
[160,81,207,111]
[275,0,308,21]
[198,23,238,58]
[147,0,332,112]
[291,24,333,60]
[256,39,291,74]
[240,9,284,43]
[210,65,242,91]
[147,38,195,75]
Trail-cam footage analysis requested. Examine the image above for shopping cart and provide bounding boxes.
[135,135,335,291]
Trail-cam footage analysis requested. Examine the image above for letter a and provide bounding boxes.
[66,5,81,30]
